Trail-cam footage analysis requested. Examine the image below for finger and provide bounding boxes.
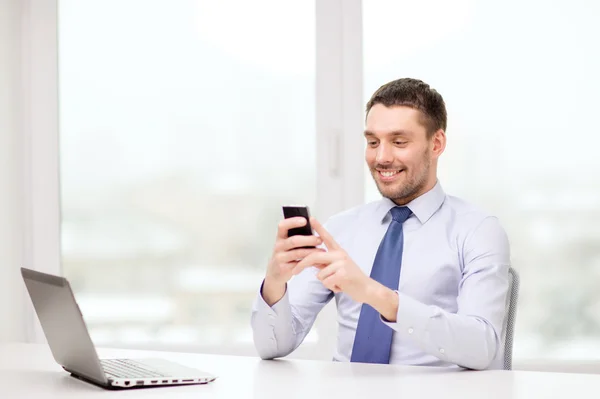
[279,234,323,251]
[291,252,337,275]
[322,274,341,293]
[310,217,340,251]
[274,252,293,267]
[316,262,341,281]
[294,252,338,272]
[277,217,310,239]
[279,260,299,275]
[279,259,299,268]
[279,247,326,263]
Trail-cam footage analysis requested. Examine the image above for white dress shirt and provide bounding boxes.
[251,181,511,370]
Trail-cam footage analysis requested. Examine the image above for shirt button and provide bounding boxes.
[439,348,445,354]
[407,328,414,334]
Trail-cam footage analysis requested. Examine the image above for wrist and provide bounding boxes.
[265,273,286,287]
[262,275,287,306]
[363,278,381,304]
[365,280,398,322]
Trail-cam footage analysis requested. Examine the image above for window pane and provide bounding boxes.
[59,0,316,352]
[363,0,600,360]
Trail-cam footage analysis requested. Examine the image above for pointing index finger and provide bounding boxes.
[310,217,340,251]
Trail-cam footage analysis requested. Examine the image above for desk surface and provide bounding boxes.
[2,343,600,398]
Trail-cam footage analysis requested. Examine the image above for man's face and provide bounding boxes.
[365,104,444,205]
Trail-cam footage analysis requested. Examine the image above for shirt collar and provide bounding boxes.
[375,180,446,225]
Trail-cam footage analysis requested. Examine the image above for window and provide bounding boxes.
[59,0,317,353]
[363,0,600,360]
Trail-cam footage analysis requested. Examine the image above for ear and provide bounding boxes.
[431,129,446,159]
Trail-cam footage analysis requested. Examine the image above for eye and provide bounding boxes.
[367,140,378,147]
[394,141,407,146]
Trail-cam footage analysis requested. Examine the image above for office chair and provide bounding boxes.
[503,267,520,370]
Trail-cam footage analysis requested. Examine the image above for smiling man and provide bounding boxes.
[251,78,511,370]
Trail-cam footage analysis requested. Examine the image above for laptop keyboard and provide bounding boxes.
[101,359,167,379]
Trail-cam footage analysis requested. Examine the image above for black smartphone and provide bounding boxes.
[282,205,314,240]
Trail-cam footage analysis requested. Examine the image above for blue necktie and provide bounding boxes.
[351,206,412,364]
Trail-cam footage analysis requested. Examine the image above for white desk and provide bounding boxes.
[2,343,600,398]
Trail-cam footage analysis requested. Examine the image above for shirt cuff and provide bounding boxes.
[380,291,436,339]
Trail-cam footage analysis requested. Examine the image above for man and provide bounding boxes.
[251,78,510,370]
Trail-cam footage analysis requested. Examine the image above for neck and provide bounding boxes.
[392,176,437,206]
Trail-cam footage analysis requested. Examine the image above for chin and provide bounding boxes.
[376,180,419,202]
[377,184,405,199]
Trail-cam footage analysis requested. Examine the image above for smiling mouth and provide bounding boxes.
[376,169,404,181]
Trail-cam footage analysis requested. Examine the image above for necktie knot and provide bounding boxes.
[390,206,412,224]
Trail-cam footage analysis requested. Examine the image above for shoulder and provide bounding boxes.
[322,200,383,237]
[443,194,504,231]
[442,194,510,261]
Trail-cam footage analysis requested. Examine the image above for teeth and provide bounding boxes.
[380,170,399,177]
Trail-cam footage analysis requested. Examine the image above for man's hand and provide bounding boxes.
[292,218,374,303]
[292,217,399,321]
[262,217,325,306]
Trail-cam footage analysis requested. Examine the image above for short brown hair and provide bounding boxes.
[366,78,447,136]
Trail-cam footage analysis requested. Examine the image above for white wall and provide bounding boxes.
[0,0,27,343]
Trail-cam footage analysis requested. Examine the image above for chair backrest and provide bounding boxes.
[503,267,520,370]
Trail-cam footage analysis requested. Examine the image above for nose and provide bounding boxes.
[375,143,393,165]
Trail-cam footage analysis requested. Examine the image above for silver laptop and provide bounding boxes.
[21,267,217,389]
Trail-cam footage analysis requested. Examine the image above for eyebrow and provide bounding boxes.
[363,130,413,137]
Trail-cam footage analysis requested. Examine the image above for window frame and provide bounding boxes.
[21,0,61,344]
